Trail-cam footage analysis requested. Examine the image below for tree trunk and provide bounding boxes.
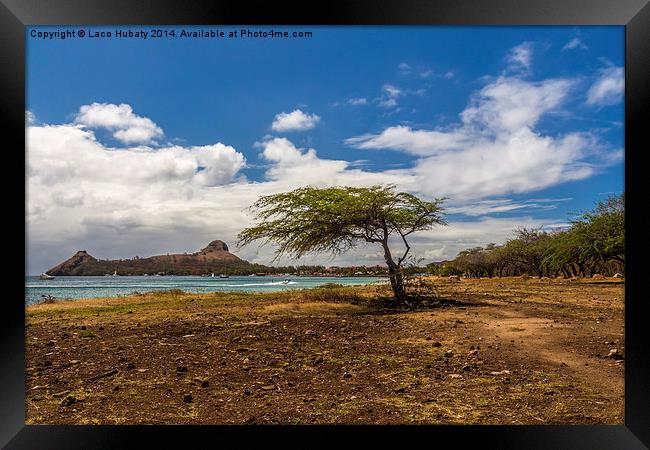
[381,240,406,302]
[387,263,405,301]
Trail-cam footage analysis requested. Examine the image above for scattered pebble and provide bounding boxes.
[60,395,77,407]
[607,349,624,360]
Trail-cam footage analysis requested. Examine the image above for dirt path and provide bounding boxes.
[25,277,624,424]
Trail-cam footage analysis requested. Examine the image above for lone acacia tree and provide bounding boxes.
[237,185,446,302]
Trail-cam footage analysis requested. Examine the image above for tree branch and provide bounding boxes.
[396,228,411,267]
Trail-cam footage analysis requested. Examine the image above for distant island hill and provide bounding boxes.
[46,240,253,276]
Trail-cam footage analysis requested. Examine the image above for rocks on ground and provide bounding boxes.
[60,395,77,407]
[607,349,624,360]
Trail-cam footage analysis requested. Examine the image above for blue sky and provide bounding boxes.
[26,26,624,273]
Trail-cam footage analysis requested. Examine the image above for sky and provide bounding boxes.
[26,26,624,274]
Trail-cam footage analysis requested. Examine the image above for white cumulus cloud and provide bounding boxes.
[346,126,470,156]
[506,42,533,73]
[28,125,244,188]
[348,97,368,106]
[377,84,403,109]
[345,70,619,200]
[270,109,321,132]
[347,75,575,154]
[26,110,36,125]
[27,116,409,273]
[74,102,164,144]
[562,37,587,51]
[398,62,412,74]
[586,66,624,106]
[258,137,408,187]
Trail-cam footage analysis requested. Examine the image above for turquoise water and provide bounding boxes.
[25,275,385,305]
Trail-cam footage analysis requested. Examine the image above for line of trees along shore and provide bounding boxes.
[428,194,624,278]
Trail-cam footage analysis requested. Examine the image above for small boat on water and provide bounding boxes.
[39,273,55,280]
[219,274,229,279]
[281,279,290,285]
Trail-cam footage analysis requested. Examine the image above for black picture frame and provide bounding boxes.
[2,0,648,448]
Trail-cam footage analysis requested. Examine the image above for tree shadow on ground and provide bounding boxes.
[342,277,492,315]
[350,292,492,317]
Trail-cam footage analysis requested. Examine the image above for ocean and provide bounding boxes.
[24,275,385,305]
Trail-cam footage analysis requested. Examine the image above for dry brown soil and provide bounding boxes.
[25,277,624,424]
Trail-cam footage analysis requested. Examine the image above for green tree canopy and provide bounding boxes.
[238,185,446,301]
[579,194,625,265]
[428,193,624,279]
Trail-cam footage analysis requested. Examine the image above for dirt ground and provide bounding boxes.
[25,277,625,424]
